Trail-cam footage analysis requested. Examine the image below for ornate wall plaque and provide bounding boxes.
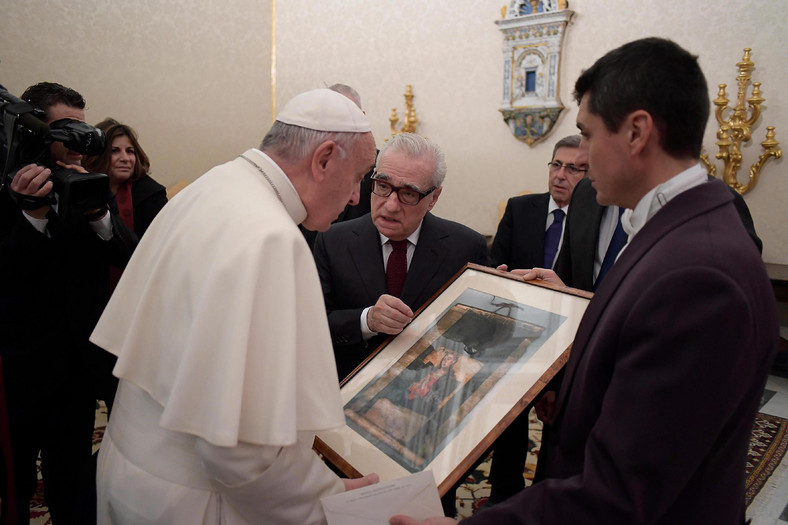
[496,1,574,146]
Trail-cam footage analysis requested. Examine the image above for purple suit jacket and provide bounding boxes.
[463,179,778,524]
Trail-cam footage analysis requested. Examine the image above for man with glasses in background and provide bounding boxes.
[490,135,586,273]
[313,133,491,384]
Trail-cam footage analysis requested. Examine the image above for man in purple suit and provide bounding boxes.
[392,37,778,525]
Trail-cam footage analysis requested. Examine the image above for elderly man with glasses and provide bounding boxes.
[313,133,491,384]
[490,134,586,273]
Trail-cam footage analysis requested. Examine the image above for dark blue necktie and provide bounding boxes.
[542,209,565,269]
[595,207,627,289]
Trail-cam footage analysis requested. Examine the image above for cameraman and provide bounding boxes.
[0,82,137,524]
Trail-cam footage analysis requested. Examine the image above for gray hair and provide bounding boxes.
[260,121,365,162]
[376,133,447,188]
[551,134,581,159]
[328,83,362,109]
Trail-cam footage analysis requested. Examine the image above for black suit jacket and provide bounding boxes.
[0,187,137,360]
[490,192,550,269]
[0,184,138,419]
[463,179,778,525]
[313,212,492,380]
[553,178,604,291]
[554,176,763,292]
[128,175,168,237]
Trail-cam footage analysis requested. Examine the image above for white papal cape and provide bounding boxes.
[91,149,345,524]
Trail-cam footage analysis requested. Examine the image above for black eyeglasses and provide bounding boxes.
[370,175,436,205]
[547,161,588,176]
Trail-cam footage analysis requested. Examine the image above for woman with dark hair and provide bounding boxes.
[84,119,167,296]
[84,119,167,239]
[83,121,168,411]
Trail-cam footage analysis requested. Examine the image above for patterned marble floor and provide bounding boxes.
[749,375,788,525]
[30,376,788,523]
[454,408,541,519]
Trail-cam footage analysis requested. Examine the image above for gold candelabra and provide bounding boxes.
[700,48,782,195]
[389,85,419,136]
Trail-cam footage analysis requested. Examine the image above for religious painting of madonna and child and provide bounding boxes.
[314,264,591,492]
[344,287,564,472]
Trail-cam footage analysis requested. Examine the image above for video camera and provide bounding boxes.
[0,85,109,220]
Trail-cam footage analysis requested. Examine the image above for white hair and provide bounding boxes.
[376,133,447,188]
[328,83,362,109]
[260,121,365,162]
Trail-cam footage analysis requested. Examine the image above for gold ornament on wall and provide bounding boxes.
[700,48,782,194]
[389,85,419,137]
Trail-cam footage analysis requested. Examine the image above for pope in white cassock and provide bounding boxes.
[90,88,380,524]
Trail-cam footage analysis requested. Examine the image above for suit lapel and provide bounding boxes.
[575,199,604,265]
[400,213,449,308]
[553,247,633,418]
[526,194,549,266]
[347,217,387,301]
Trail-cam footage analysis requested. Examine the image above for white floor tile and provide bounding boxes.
[761,377,788,419]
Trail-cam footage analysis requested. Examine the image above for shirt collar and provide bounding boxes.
[378,220,423,247]
[621,163,708,242]
[547,195,568,215]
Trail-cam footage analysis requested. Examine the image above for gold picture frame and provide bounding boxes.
[314,264,591,495]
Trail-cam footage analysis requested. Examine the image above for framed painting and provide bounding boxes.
[314,263,591,495]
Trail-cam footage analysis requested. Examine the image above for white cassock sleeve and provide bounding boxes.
[194,432,344,524]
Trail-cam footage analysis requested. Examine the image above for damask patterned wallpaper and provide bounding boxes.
[275,0,787,263]
[1,0,786,262]
[0,0,271,203]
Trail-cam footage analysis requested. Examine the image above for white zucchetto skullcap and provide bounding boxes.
[276,88,372,133]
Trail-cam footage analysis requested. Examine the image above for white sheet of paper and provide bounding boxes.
[322,470,444,525]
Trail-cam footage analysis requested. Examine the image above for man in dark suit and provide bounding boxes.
[0,82,137,524]
[491,134,585,271]
[393,37,777,525]
[314,132,492,383]
[315,133,491,517]
[552,176,620,291]
[313,133,492,515]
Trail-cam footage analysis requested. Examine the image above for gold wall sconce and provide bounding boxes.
[389,85,419,136]
[701,48,782,195]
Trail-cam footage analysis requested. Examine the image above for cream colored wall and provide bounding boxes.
[276,0,787,264]
[0,0,272,192]
[1,0,785,262]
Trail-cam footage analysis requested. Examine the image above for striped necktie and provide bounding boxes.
[542,209,565,269]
